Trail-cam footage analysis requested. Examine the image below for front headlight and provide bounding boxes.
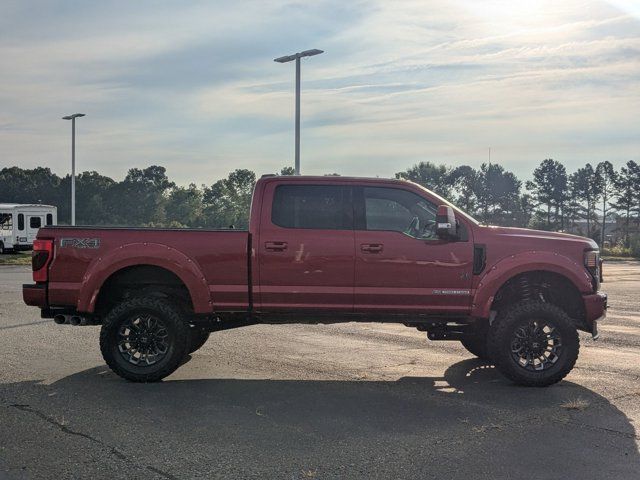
[584,250,600,289]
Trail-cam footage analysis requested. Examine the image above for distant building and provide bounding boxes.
[564,216,618,245]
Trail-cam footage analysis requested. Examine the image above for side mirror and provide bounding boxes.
[436,205,457,239]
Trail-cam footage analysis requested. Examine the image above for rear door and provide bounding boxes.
[354,185,474,314]
[26,215,43,244]
[257,182,355,311]
[15,213,26,246]
[0,212,13,249]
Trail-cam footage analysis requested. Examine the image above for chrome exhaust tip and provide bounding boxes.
[69,316,82,326]
[54,314,67,325]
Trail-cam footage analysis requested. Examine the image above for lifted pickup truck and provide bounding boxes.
[23,175,607,386]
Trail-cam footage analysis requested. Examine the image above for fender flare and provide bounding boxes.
[471,251,593,319]
[77,243,212,314]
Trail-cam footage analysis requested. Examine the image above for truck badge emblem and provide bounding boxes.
[60,238,100,249]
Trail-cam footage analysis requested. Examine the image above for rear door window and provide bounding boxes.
[272,185,352,230]
[29,217,42,229]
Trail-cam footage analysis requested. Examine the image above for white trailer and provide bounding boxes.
[0,204,57,253]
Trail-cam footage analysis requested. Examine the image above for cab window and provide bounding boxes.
[362,187,437,239]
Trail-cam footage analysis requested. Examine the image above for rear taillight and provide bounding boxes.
[32,239,53,282]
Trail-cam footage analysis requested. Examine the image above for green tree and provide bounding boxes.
[279,166,295,176]
[165,183,204,227]
[395,161,454,200]
[203,169,256,228]
[74,171,115,225]
[106,165,174,226]
[0,166,61,206]
[449,165,479,214]
[611,160,640,246]
[596,161,617,247]
[475,163,522,226]
[516,193,536,228]
[526,159,568,230]
[569,164,601,239]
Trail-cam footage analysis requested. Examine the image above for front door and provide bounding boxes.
[257,182,355,311]
[354,186,474,314]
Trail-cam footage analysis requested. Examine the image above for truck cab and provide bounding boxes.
[23,176,607,386]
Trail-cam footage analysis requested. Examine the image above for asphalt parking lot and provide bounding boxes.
[1,262,639,479]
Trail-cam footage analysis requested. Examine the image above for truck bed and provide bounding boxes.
[40,226,250,313]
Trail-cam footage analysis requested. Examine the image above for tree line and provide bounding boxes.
[395,159,640,250]
[1,159,639,250]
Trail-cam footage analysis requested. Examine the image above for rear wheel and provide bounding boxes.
[460,322,490,360]
[488,301,579,387]
[99,297,189,382]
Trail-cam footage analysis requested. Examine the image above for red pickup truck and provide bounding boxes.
[23,175,607,386]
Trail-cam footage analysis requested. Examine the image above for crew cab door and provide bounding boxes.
[257,182,355,311]
[353,186,474,313]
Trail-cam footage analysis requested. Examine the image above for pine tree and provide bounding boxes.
[611,160,640,246]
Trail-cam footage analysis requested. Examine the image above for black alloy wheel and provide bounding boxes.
[100,297,189,382]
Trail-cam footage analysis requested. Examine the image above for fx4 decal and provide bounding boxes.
[60,238,100,249]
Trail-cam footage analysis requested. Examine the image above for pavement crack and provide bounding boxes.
[610,391,640,401]
[564,419,640,440]
[146,466,180,480]
[0,319,52,330]
[9,403,179,479]
[10,404,96,442]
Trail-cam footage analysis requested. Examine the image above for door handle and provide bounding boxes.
[361,243,383,253]
[265,241,288,252]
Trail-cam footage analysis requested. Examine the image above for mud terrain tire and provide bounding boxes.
[488,301,579,387]
[100,297,189,382]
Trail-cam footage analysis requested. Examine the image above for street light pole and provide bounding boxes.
[62,113,85,226]
[295,56,301,175]
[274,49,323,175]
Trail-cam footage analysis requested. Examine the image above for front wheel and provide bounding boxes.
[488,302,579,387]
[99,297,189,382]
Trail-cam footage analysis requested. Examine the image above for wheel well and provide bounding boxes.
[94,265,193,318]
[491,271,586,329]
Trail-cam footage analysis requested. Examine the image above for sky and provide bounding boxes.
[0,0,639,186]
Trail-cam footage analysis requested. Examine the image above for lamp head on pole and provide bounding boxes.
[62,113,86,120]
[274,49,324,63]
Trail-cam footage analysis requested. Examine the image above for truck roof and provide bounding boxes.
[260,175,409,184]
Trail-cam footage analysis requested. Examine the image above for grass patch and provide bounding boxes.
[0,252,32,266]
[560,398,590,411]
[601,256,640,262]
